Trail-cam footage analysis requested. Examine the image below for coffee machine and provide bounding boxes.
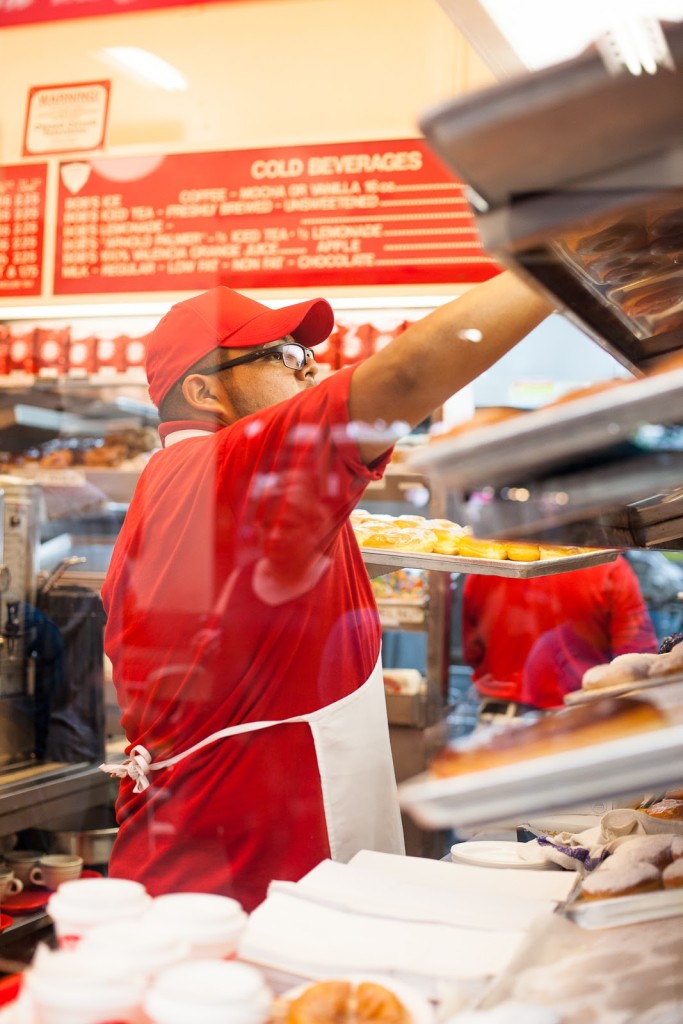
[0,476,41,770]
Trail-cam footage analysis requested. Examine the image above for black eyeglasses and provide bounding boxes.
[208,341,315,374]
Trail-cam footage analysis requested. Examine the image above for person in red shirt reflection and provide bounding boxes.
[462,555,657,716]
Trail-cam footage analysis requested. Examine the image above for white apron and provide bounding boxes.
[101,654,405,861]
[102,426,405,860]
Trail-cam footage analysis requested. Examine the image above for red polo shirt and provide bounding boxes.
[102,367,390,910]
[462,556,657,708]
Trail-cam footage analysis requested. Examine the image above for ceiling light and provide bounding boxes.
[99,47,188,91]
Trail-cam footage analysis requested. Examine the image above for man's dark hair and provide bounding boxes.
[157,348,226,422]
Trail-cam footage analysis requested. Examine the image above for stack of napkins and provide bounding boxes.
[238,850,576,1000]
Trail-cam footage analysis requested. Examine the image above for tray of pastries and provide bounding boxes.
[352,511,617,578]
[563,831,683,930]
[398,695,683,830]
[565,643,683,708]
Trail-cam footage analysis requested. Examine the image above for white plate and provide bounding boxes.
[280,974,435,1024]
[450,841,554,870]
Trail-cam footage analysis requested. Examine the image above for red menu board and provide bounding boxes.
[0,164,47,298]
[54,141,498,294]
[0,0,236,27]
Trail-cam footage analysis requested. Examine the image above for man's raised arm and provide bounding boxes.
[349,270,554,464]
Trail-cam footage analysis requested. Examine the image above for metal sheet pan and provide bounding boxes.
[408,369,683,492]
[419,20,683,375]
[398,725,683,830]
[361,546,617,578]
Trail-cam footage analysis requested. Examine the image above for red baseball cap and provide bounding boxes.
[146,286,335,407]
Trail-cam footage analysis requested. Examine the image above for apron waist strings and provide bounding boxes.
[100,714,308,794]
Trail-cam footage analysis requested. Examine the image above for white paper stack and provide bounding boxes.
[238,851,576,1001]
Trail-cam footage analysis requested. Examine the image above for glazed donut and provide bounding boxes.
[618,279,683,320]
[393,515,427,528]
[362,527,437,553]
[580,862,662,901]
[586,250,661,285]
[601,256,667,287]
[648,232,683,256]
[645,799,683,821]
[575,221,647,258]
[429,695,665,779]
[649,206,683,238]
[538,545,583,559]
[671,837,683,861]
[505,542,540,562]
[424,518,464,531]
[360,527,405,549]
[456,535,508,561]
[432,532,462,556]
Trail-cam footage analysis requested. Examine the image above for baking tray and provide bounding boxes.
[562,886,683,931]
[408,369,683,492]
[398,724,683,830]
[565,671,683,705]
[361,546,617,578]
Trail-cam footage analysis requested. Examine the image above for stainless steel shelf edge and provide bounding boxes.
[398,724,683,830]
[407,370,683,491]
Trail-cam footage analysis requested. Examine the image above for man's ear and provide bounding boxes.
[181,372,227,414]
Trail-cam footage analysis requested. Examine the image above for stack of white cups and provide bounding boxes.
[15,878,264,1024]
[47,878,152,949]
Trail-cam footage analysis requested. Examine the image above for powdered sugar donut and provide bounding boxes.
[607,834,673,870]
[671,837,683,861]
[662,859,683,889]
[582,652,658,689]
[581,861,662,900]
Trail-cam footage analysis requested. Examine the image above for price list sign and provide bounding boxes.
[54,141,498,294]
[0,164,47,297]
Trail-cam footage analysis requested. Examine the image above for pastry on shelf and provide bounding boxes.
[429,695,666,779]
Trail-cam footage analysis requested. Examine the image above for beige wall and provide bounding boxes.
[0,0,495,306]
[1,0,494,158]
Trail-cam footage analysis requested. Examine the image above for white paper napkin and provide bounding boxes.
[238,853,575,998]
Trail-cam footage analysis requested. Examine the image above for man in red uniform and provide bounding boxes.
[462,557,657,717]
[101,273,552,910]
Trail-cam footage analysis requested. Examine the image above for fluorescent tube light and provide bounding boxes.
[99,47,188,91]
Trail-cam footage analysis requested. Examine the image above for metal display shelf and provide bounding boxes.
[408,370,683,493]
[361,546,617,578]
[398,724,683,831]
